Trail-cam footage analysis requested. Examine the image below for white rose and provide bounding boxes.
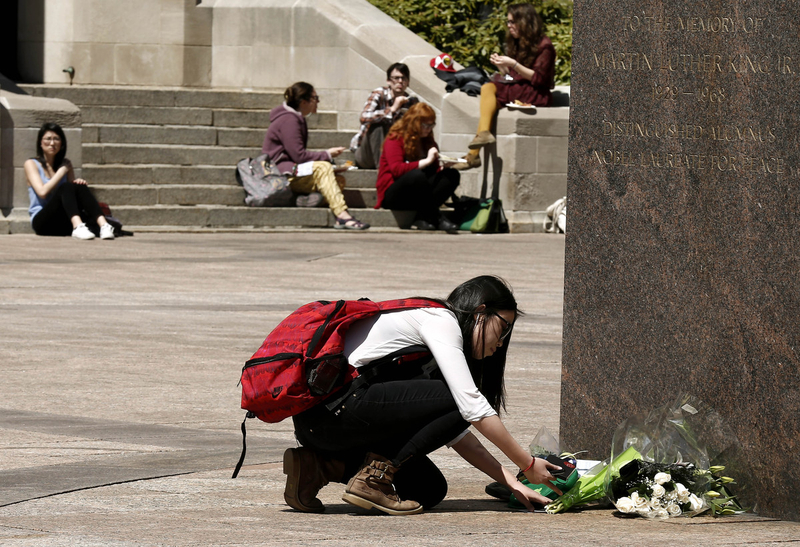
[675,483,690,503]
[667,502,682,516]
[651,484,666,498]
[631,492,649,510]
[688,493,705,512]
[615,497,637,513]
[653,508,670,519]
[649,497,663,509]
[665,489,678,501]
[654,472,671,485]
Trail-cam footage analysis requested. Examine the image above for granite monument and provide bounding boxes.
[561,0,799,521]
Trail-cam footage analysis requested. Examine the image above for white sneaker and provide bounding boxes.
[71,223,95,240]
[99,223,115,240]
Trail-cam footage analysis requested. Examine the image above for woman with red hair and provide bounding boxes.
[375,103,459,231]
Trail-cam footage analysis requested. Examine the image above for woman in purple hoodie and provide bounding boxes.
[263,82,369,230]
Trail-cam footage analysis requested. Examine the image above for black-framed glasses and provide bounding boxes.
[310,94,321,102]
[421,122,436,130]
[389,75,408,83]
[491,312,514,341]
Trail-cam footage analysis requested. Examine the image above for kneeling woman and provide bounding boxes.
[375,103,460,231]
[25,122,115,240]
[286,275,561,515]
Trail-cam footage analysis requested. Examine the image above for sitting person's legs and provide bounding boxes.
[393,455,449,510]
[354,123,389,169]
[32,183,105,237]
[383,169,459,229]
[465,82,500,166]
[292,378,466,513]
[290,161,348,216]
[290,161,369,229]
[31,185,73,236]
[430,169,460,209]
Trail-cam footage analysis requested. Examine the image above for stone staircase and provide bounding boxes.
[19,85,409,231]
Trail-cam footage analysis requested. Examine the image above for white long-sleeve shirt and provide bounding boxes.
[343,307,497,423]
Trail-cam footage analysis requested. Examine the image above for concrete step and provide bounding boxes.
[80,164,237,186]
[83,124,219,146]
[92,184,377,208]
[92,184,245,207]
[342,187,376,209]
[79,106,338,130]
[19,84,285,110]
[80,162,374,188]
[83,143,261,166]
[110,205,413,229]
[83,138,349,164]
[81,105,214,126]
[83,120,343,147]
[341,169,377,189]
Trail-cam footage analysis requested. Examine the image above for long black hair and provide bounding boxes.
[445,275,521,413]
[35,122,68,169]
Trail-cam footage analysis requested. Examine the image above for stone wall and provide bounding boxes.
[17,0,213,87]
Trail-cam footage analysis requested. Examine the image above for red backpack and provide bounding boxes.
[240,297,445,423]
[233,297,444,477]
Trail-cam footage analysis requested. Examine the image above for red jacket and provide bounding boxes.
[375,136,439,208]
[262,103,331,175]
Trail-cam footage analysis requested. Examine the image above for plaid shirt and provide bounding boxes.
[349,86,418,150]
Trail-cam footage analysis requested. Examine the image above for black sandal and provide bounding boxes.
[334,216,370,230]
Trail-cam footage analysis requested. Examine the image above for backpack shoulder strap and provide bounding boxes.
[323,344,431,412]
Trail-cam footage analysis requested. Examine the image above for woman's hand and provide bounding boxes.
[523,457,563,496]
[508,479,553,512]
[72,178,88,186]
[419,146,439,169]
[327,147,346,158]
[452,432,552,513]
[490,53,516,71]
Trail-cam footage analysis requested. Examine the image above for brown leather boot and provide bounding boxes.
[342,453,423,515]
[283,447,343,513]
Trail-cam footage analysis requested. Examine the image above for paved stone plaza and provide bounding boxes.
[1,232,797,546]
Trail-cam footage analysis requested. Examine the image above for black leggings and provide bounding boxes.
[293,378,468,508]
[32,183,104,236]
[382,167,460,224]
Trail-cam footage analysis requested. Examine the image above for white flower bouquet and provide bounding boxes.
[547,393,751,516]
[609,460,744,518]
[604,393,749,518]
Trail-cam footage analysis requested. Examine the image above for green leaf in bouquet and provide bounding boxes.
[546,446,642,514]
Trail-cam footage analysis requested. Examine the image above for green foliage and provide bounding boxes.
[367,0,572,85]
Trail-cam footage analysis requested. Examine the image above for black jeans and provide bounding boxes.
[293,378,469,508]
[32,183,104,236]
[382,167,460,224]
